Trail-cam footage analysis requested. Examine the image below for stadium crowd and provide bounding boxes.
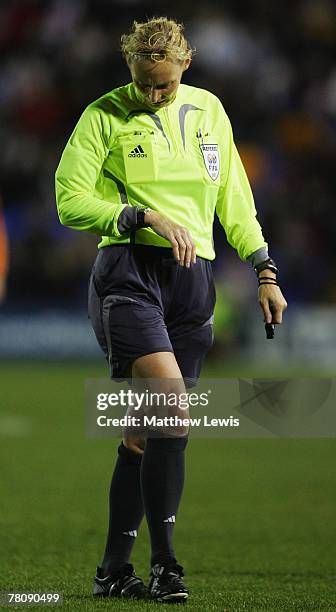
[1,0,336,309]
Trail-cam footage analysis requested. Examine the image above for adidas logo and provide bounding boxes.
[128,144,147,158]
[163,515,175,523]
[122,530,137,537]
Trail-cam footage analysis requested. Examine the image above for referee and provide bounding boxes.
[55,16,287,602]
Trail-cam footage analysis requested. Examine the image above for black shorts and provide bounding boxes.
[88,245,215,386]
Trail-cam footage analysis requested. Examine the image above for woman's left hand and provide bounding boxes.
[258,273,287,324]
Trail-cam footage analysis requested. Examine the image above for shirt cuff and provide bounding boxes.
[246,247,269,268]
[117,206,137,233]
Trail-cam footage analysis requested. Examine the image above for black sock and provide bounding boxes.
[140,436,188,567]
[101,443,144,576]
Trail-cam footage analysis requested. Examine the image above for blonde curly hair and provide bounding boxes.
[121,16,195,63]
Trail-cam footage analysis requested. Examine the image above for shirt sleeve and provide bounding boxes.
[55,105,126,237]
[215,105,268,261]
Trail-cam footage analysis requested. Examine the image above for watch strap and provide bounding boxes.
[136,207,151,228]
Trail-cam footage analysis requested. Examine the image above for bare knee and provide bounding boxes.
[130,352,190,437]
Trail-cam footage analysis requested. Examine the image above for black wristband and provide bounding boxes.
[258,276,278,287]
[254,257,278,276]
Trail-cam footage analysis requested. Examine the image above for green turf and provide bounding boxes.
[0,362,336,610]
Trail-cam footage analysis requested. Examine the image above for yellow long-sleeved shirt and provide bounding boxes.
[55,82,267,261]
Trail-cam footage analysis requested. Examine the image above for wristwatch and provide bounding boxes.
[135,206,152,228]
[254,257,278,276]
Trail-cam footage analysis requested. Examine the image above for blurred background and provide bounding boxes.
[1,4,336,606]
[1,0,336,369]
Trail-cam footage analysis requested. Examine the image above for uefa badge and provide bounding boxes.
[200,144,220,181]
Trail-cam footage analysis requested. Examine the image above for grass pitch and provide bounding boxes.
[0,361,336,610]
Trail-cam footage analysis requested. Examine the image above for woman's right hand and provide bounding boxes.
[144,210,196,268]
